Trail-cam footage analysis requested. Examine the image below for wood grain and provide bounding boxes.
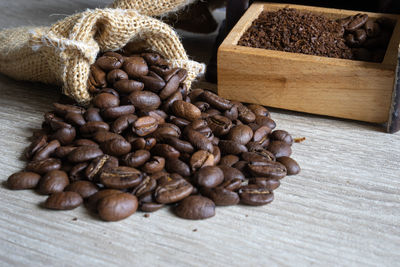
[218,3,400,124]
[1,1,400,266]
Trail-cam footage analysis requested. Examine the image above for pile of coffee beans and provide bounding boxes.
[7,51,300,221]
[238,8,394,62]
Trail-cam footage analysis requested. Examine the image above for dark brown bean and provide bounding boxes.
[270,130,293,145]
[218,140,248,155]
[100,166,143,189]
[123,150,151,168]
[64,181,99,198]
[201,91,233,110]
[155,178,193,204]
[69,162,89,181]
[53,103,85,116]
[152,144,180,159]
[248,161,287,180]
[201,187,240,206]
[239,185,274,206]
[132,176,157,197]
[107,69,128,84]
[277,156,300,175]
[247,104,270,117]
[129,91,161,111]
[190,150,215,172]
[85,154,117,180]
[92,130,122,143]
[89,64,107,92]
[111,114,137,134]
[96,53,124,71]
[174,195,215,220]
[218,165,245,181]
[141,156,165,174]
[122,56,148,78]
[227,125,253,145]
[84,108,103,122]
[38,170,69,195]
[65,112,86,127]
[186,129,213,153]
[249,178,280,191]
[44,192,83,210]
[7,171,41,190]
[114,79,144,94]
[67,146,103,163]
[219,155,240,167]
[97,193,138,221]
[86,189,121,212]
[101,138,131,157]
[80,121,110,137]
[267,141,292,158]
[25,134,47,160]
[207,115,233,136]
[159,73,180,100]
[26,158,61,174]
[165,158,191,177]
[133,116,158,136]
[93,93,120,109]
[163,136,194,154]
[171,100,202,122]
[32,140,61,161]
[101,105,135,120]
[194,166,224,188]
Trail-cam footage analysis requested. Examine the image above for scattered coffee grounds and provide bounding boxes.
[238,8,395,62]
[7,51,301,221]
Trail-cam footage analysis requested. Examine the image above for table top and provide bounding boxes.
[1,1,400,266]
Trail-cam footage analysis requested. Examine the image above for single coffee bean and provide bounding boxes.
[201,91,233,110]
[122,56,148,78]
[188,88,204,102]
[69,162,89,181]
[162,90,183,112]
[347,13,369,31]
[89,64,107,92]
[123,150,151,168]
[255,116,276,129]
[101,138,131,157]
[85,154,118,180]
[169,116,190,129]
[7,171,41,190]
[194,101,210,112]
[165,158,191,177]
[130,137,157,151]
[132,176,157,197]
[100,166,143,189]
[101,105,135,120]
[201,187,240,206]
[277,156,300,175]
[140,202,164,212]
[252,126,271,145]
[159,73,180,100]
[67,146,103,163]
[44,191,83,210]
[86,189,121,212]
[93,93,120,109]
[64,181,99,198]
[239,185,274,206]
[111,114,137,134]
[140,75,166,92]
[84,108,103,122]
[194,166,224,188]
[248,161,287,180]
[270,130,293,145]
[171,100,201,122]
[163,136,194,154]
[232,161,249,176]
[219,155,240,167]
[186,129,214,153]
[80,121,110,137]
[220,178,242,191]
[53,103,85,116]
[247,104,270,117]
[155,178,193,204]
[190,150,215,172]
[25,134,47,159]
[128,91,161,111]
[174,195,215,220]
[50,126,76,145]
[141,156,165,174]
[151,126,180,142]
[218,165,245,181]
[267,141,292,158]
[38,170,69,195]
[65,112,86,127]
[92,130,122,143]
[32,140,61,161]
[107,69,128,84]
[133,116,158,136]
[249,178,280,191]
[236,102,256,123]
[218,140,248,155]
[114,79,144,94]
[26,158,61,174]
[247,147,276,161]
[207,115,233,136]
[223,105,239,120]
[152,144,180,159]
[227,125,253,145]
[97,193,138,221]
[96,53,124,71]
[212,145,221,165]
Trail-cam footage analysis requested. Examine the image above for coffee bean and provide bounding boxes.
[194,166,224,188]
[140,202,164,212]
[162,90,183,112]
[236,102,256,123]
[241,151,275,163]
[122,56,148,78]
[140,75,166,92]
[190,150,215,172]
[100,166,143,189]
[220,178,242,191]
[133,116,158,136]
[239,185,274,206]
[163,136,194,154]
[267,141,292,158]
[92,130,122,143]
[174,195,215,220]
[201,187,240,206]
[159,73,180,100]
[171,100,201,122]
[218,165,245,181]
[26,158,61,174]
[68,146,103,163]
[212,145,221,165]
[271,130,293,145]
[44,191,83,210]
[50,127,76,145]
[247,104,270,117]
[111,114,137,134]
[141,156,165,174]
[129,91,161,111]
[107,69,128,84]
[248,161,287,180]
[132,176,156,197]
[218,140,248,155]
[223,105,239,120]
[86,189,121,211]
[114,79,144,94]
[96,52,124,71]
[101,138,131,157]
[155,178,193,204]
[53,103,85,117]
[32,140,60,161]
[89,64,107,92]
[69,162,89,181]
[93,93,120,109]
[347,13,369,31]
[97,193,138,221]
[219,155,240,167]
[38,170,69,195]
[25,134,48,160]
[65,112,86,127]
[85,154,118,180]
[207,115,232,136]
[249,178,280,191]
[227,125,253,145]
[123,150,151,168]
[101,105,135,120]
[84,108,103,122]
[186,129,213,153]
[165,158,191,177]
[201,91,232,110]
[277,156,300,175]
[7,171,41,190]
[65,181,99,198]
[80,121,110,137]
[152,144,180,159]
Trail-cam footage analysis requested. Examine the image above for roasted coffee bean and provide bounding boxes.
[212,145,221,165]
[85,154,118,180]
[93,93,120,109]
[101,138,131,157]
[38,170,69,195]
[155,178,193,204]
[97,193,138,221]
[253,126,271,144]
[107,69,128,84]
[219,155,240,167]
[100,166,143,189]
[51,127,76,145]
[220,178,242,191]
[122,56,148,78]
[131,137,157,151]
[223,104,239,120]
[236,102,256,123]
[26,158,61,174]
[194,101,210,112]
[218,140,248,155]
[92,130,122,143]
[151,144,179,159]
[32,140,60,161]
[7,171,41,190]
[65,181,99,198]
[89,64,107,92]
[140,202,164,212]
[129,91,161,111]
[168,117,189,130]
[86,189,121,211]
[114,79,144,94]
[44,191,83,210]
[132,176,156,197]
[277,156,300,175]
[140,74,166,92]
[84,108,103,122]
[227,125,253,145]
[201,91,232,110]
[101,105,135,120]
[159,73,180,100]
[347,13,369,31]
[270,130,293,145]
[162,90,183,112]
[207,115,232,136]
[67,146,103,163]
[123,150,151,168]
[248,161,287,180]
[255,116,276,129]
[80,121,110,137]
[242,151,275,163]
[165,158,191,177]
[194,166,224,188]
[174,195,215,220]
[218,165,245,181]
[111,114,137,134]
[201,187,240,206]
[96,52,124,71]
[163,136,193,154]
[141,156,165,174]
[151,126,180,142]
[239,185,274,206]
[171,100,201,122]
[267,141,292,158]
[25,134,48,159]
[247,104,270,117]
[65,112,86,127]
[69,162,89,181]
[186,129,213,153]
[99,88,119,98]
[249,178,280,191]
[53,103,85,116]
[133,116,158,136]
[141,110,166,125]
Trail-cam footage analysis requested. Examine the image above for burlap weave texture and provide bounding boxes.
[0,1,204,104]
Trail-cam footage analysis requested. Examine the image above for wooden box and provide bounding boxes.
[218,2,400,133]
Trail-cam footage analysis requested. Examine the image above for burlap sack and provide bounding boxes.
[0,0,205,104]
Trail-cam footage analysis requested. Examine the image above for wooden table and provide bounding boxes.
[1,1,399,266]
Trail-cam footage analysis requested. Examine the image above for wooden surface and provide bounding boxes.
[1,1,400,266]
[218,3,400,124]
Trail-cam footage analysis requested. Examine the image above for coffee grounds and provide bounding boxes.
[238,8,353,59]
